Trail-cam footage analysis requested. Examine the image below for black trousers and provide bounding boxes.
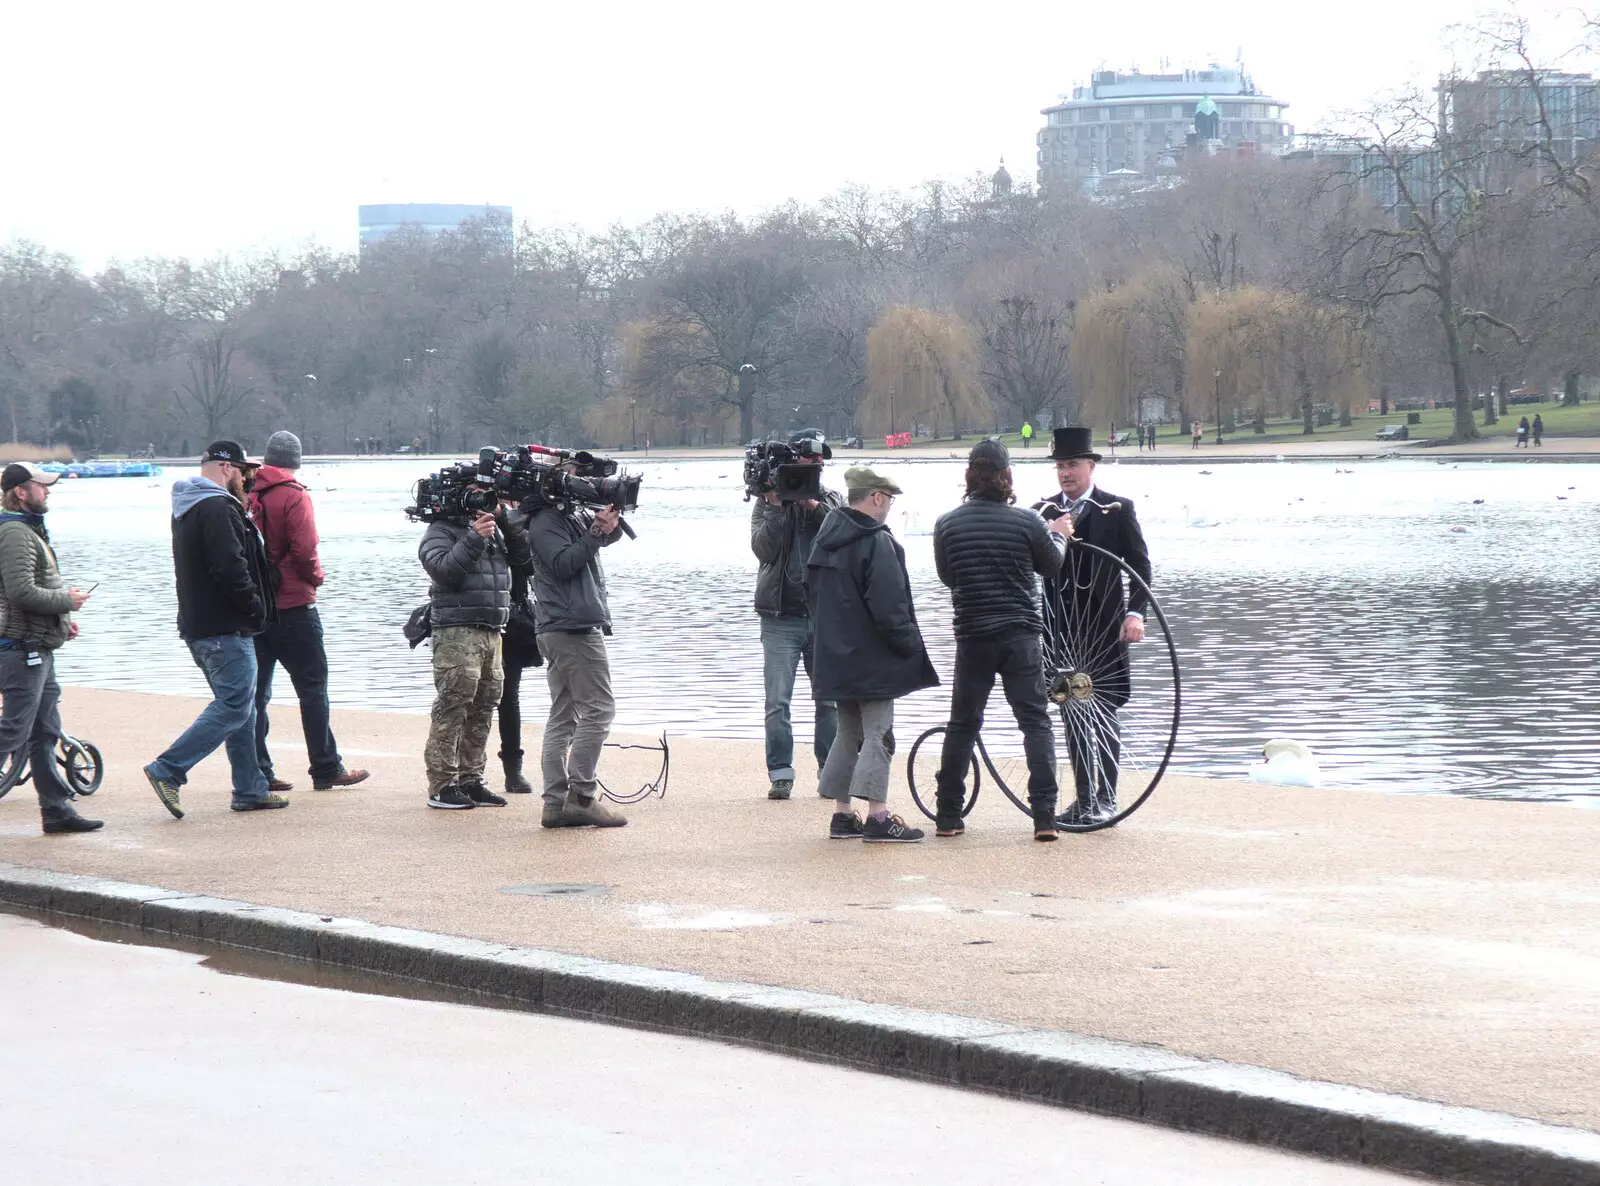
[935,629,1058,826]
[1067,704,1120,811]
[498,657,525,760]
[254,606,342,783]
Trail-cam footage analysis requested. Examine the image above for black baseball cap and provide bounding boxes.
[788,428,833,460]
[201,440,261,469]
[1,462,61,492]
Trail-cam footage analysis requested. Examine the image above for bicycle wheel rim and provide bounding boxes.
[906,726,979,822]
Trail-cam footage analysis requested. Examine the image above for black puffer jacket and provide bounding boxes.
[932,495,1064,640]
[806,507,938,702]
[170,478,275,641]
[751,491,841,617]
[419,515,532,631]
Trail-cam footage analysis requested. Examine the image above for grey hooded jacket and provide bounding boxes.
[419,514,532,631]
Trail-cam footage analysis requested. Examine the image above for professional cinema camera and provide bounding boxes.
[407,444,642,535]
[742,431,831,503]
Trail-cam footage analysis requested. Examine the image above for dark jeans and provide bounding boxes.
[498,658,525,759]
[151,633,268,805]
[935,629,1058,825]
[0,647,75,822]
[254,605,342,783]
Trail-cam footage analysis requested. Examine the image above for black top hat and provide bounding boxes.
[1048,426,1101,462]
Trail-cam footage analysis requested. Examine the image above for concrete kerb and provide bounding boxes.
[4,863,1597,1186]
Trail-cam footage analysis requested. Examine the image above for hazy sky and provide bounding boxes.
[2,1,1585,267]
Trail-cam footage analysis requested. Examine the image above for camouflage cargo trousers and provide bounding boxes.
[424,625,504,794]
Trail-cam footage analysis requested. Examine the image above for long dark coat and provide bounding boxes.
[805,507,939,702]
[1034,485,1152,707]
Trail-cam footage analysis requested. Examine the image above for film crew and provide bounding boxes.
[495,504,542,795]
[0,463,99,834]
[418,481,530,810]
[525,459,628,829]
[807,467,938,842]
[1034,426,1151,826]
[932,439,1071,842]
[145,441,285,818]
[751,428,840,800]
[248,430,368,795]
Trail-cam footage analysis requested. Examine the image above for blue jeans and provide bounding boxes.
[760,614,837,782]
[254,606,342,783]
[150,633,269,806]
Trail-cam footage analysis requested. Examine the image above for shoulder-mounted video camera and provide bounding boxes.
[407,444,642,538]
[743,434,829,503]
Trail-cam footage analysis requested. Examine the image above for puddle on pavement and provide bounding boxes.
[0,905,536,1013]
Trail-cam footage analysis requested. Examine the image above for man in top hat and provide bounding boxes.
[144,441,285,818]
[750,428,841,800]
[1034,426,1152,825]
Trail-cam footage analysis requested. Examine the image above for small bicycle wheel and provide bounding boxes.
[59,738,103,796]
[906,726,979,823]
[0,750,29,800]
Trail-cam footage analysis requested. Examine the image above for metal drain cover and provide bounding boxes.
[500,883,610,898]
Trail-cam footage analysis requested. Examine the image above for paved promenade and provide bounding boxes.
[2,687,1595,1134]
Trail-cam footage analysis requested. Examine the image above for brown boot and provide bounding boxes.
[560,795,628,828]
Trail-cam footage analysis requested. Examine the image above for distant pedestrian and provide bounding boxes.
[807,467,938,842]
[0,464,99,834]
[144,442,284,818]
[1134,421,1146,451]
[1191,420,1203,449]
[248,431,368,796]
[1516,417,1529,448]
[1146,423,1157,451]
[1532,414,1544,447]
[1020,421,1033,449]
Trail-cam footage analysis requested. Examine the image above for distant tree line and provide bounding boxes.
[4,16,1599,453]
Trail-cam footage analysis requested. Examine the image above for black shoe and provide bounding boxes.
[935,816,965,838]
[829,811,864,839]
[500,751,533,794]
[428,783,475,810]
[43,814,104,834]
[863,813,924,843]
[1055,803,1099,828]
[462,779,507,807]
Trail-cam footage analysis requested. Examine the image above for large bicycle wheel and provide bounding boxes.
[0,750,29,801]
[983,539,1181,833]
[905,726,979,823]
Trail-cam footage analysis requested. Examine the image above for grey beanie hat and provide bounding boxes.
[263,430,303,469]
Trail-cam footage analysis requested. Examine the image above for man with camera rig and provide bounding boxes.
[418,475,531,810]
[749,429,840,800]
[524,455,629,829]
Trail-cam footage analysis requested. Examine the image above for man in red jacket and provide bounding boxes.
[248,431,367,793]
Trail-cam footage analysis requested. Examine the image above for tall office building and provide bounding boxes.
[1037,65,1292,192]
[357,203,514,253]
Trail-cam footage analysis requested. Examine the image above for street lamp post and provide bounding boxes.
[1212,368,1223,446]
[889,387,896,437]
[630,398,638,450]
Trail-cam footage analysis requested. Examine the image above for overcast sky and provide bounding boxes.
[3,1,1587,267]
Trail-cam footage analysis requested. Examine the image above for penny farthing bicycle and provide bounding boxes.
[0,731,105,802]
[907,502,1181,833]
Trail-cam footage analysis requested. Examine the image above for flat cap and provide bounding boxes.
[843,465,902,495]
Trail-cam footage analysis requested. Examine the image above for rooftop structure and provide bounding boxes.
[1037,64,1293,192]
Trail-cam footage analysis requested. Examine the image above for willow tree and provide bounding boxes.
[862,307,989,438]
[1185,286,1293,429]
[1073,266,1194,429]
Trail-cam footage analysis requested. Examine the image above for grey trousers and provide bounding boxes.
[539,628,615,808]
[0,647,74,821]
[818,698,895,805]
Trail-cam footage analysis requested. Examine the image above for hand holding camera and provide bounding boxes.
[470,511,497,539]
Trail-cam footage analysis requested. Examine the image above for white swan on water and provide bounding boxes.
[1183,504,1220,528]
[1248,738,1321,787]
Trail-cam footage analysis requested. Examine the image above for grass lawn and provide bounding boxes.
[964,400,1600,452]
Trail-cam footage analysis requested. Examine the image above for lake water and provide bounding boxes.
[43,454,1600,804]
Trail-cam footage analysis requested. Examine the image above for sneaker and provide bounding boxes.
[560,795,628,828]
[267,778,295,794]
[428,783,475,810]
[231,794,290,812]
[935,817,965,838]
[461,779,507,808]
[314,769,369,791]
[144,764,184,820]
[829,811,864,839]
[863,813,924,843]
[767,778,794,800]
[43,814,104,834]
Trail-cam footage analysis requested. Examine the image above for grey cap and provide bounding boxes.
[843,466,902,495]
[967,438,1010,468]
[263,430,303,469]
